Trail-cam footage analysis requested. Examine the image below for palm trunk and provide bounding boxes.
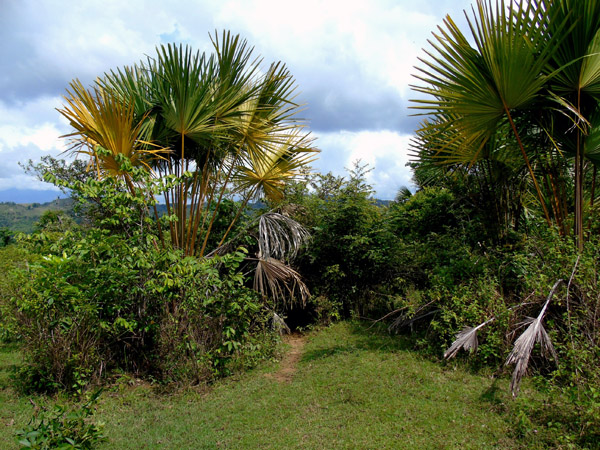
[504,106,552,227]
[575,89,584,251]
[591,165,597,208]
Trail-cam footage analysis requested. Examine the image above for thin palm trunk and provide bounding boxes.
[199,159,238,257]
[217,185,258,249]
[189,164,212,255]
[591,164,597,208]
[504,106,552,226]
[574,89,584,250]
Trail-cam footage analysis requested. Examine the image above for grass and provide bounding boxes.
[0,323,549,449]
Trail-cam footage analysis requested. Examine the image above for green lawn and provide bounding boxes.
[1,323,536,449]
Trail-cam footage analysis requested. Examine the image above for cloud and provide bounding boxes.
[314,130,415,199]
[298,73,415,133]
[0,97,67,191]
[0,0,475,201]
[0,0,196,103]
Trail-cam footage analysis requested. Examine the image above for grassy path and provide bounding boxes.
[1,323,525,449]
[264,333,305,383]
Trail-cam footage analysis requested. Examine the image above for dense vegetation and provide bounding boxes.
[2,1,600,448]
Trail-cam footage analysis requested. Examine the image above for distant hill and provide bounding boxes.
[374,199,392,207]
[0,197,393,234]
[0,198,75,233]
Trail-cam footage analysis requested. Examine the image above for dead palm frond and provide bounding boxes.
[258,212,310,261]
[505,279,562,396]
[444,317,496,359]
[443,294,541,360]
[254,256,309,307]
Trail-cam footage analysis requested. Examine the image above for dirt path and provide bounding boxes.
[266,334,306,383]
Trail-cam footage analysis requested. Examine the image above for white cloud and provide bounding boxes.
[0,0,475,201]
[0,98,67,192]
[314,130,414,199]
[0,123,63,152]
[0,174,61,192]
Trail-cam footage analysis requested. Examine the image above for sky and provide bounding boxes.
[0,0,474,203]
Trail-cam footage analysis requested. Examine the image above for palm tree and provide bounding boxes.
[543,0,600,249]
[412,0,555,222]
[411,120,533,240]
[412,0,600,249]
[60,31,317,257]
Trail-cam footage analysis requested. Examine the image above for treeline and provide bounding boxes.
[0,198,75,233]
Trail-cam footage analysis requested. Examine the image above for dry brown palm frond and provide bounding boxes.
[443,295,543,360]
[444,316,496,359]
[505,279,562,397]
[258,212,310,260]
[254,256,309,307]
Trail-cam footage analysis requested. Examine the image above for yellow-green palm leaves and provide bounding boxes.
[59,31,317,256]
[235,132,318,202]
[58,80,165,181]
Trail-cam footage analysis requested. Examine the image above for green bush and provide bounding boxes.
[287,164,396,319]
[0,244,36,342]
[15,390,106,450]
[5,170,275,392]
[153,249,269,382]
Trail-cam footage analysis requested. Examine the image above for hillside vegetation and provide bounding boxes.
[2,3,600,448]
[0,198,75,233]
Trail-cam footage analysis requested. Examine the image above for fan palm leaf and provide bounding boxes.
[444,316,496,359]
[254,256,309,307]
[412,0,563,225]
[257,212,311,261]
[57,80,165,180]
[234,132,318,202]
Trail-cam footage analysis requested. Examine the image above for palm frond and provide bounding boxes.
[505,279,562,396]
[254,256,309,307]
[444,317,496,359]
[234,132,318,202]
[57,80,166,179]
[394,186,413,203]
[258,212,310,261]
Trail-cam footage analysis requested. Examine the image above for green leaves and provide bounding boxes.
[412,0,600,241]
[15,391,106,450]
[412,0,553,160]
[59,31,317,256]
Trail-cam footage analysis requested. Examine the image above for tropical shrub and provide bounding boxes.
[7,168,274,392]
[285,163,395,320]
[0,244,35,342]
